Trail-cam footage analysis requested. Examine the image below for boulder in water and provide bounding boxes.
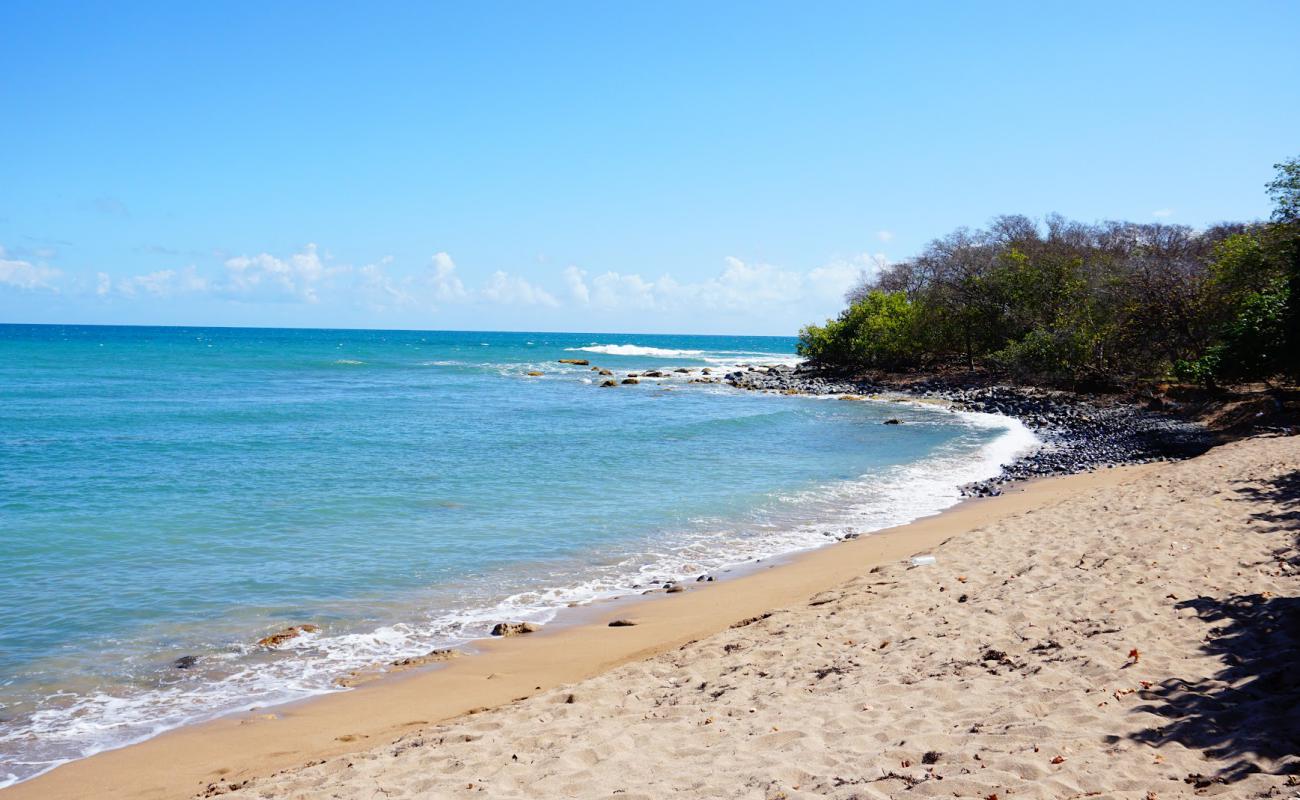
[558,359,589,365]
[490,621,540,637]
[256,624,320,648]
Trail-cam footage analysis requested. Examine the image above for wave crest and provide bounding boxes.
[566,344,705,358]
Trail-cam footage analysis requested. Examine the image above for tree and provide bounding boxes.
[1267,157,1300,224]
[1266,157,1300,379]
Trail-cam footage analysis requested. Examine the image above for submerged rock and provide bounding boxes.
[597,368,613,376]
[490,621,540,637]
[621,378,639,385]
[173,655,199,670]
[256,624,320,648]
[883,418,902,425]
[526,371,543,376]
[392,648,461,667]
[600,380,618,387]
[558,358,589,365]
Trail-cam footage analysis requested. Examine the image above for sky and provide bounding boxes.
[2,1,1297,335]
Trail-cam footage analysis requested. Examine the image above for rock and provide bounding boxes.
[701,368,711,374]
[674,368,691,373]
[526,371,543,376]
[601,380,617,387]
[621,378,639,385]
[643,370,664,378]
[607,619,637,627]
[597,368,613,376]
[256,624,320,648]
[557,359,589,365]
[490,622,540,637]
[665,584,684,594]
[392,648,461,667]
[883,418,902,425]
[173,655,199,669]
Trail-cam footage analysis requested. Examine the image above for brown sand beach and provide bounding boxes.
[6,433,1298,799]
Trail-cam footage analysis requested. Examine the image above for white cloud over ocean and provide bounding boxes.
[5,242,887,332]
[0,247,62,291]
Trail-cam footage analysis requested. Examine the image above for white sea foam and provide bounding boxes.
[568,344,706,357]
[566,343,803,371]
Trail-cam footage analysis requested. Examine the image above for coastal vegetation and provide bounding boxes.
[798,158,1300,389]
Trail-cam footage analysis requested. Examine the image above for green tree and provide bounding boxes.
[1266,157,1300,379]
[797,291,923,370]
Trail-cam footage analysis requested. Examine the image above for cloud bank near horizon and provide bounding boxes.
[0,243,888,334]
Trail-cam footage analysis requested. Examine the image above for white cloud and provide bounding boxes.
[429,252,467,301]
[876,230,895,242]
[18,240,876,332]
[481,270,559,307]
[564,254,873,315]
[563,265,590,304]
[114,267,208,298]
[589,271,663,310]
[222,243,343,303]
[356,259,415,310]
[1152,209,1174,218]
[0,246,62,291]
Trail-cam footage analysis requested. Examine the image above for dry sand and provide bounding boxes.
[8,435,1298,799]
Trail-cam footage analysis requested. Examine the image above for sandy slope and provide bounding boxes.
[215,435,1298,799]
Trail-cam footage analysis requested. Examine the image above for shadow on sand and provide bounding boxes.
[1127,464,1300,787]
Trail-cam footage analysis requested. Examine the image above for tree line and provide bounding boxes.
[798,158,1300,389]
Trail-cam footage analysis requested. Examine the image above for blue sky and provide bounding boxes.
[2,1,1297,335]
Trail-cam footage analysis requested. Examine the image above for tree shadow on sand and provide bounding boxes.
[1126,465,1300,786]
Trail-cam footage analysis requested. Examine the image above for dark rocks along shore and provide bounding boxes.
[723,363,1214,498]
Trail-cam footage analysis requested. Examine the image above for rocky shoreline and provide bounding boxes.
[723,363,1214,498]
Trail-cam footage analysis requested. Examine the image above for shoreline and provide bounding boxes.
[0,371,1041,788]
[0,464,1145,800]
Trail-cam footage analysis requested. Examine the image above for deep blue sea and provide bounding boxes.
[0,324,1035,785]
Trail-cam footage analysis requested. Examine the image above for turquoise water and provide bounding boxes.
[0,325,1034,785]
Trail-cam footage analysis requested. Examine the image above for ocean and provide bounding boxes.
[0,324,1036,785]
